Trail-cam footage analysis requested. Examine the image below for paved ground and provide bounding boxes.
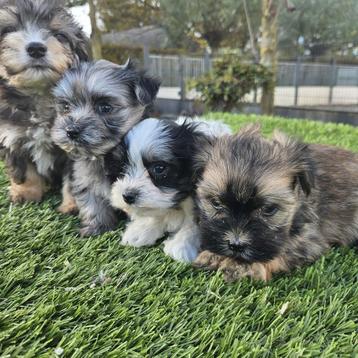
[158,86,358,108]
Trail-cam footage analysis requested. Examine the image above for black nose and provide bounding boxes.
[27,42,47,58]
[65,126,80,140]
[122,191,138,205]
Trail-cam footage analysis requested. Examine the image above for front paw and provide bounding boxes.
[163,238,199,263]
[121,226,159,247]
[80,224,112,237]
[57,202,78,215]
[193,250,227,270]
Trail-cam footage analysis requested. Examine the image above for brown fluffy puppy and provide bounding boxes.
[194,126,358,282]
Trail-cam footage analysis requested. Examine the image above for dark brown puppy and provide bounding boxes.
[194,126,358,281]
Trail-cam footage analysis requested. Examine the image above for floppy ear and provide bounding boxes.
[192,134,217,183]
[236,123,262,138]
[135,72,160,106]
[74,30,90,62]
[273,130,315,196]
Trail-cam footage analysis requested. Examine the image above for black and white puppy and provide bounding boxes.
[52,59,160,236]
[0,0,89,202]
[110,117,231,262]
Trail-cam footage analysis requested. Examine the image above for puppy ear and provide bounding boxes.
[192,134,217,182]
[74,30,90,62]
[236,123,262,138]
[135,71,161,106]
[273,131,315,196]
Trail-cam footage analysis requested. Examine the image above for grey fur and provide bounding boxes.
[51,60,160,236]
[0,0,89,202]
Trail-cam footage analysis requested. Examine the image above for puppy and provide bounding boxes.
[194,126,358,281]
[52,59,160,236]
[110,117,231,262]
[0,0,89,203]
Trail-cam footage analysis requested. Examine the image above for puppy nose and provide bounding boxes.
[122,191,137,205]
[65,125,80,140]
[27,42,47,58]
[229,237,242,251]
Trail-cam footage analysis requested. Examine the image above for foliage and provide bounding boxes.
[98,0,161,32]
[189,56,272,111]
[278,0,358,59]
[102,44,143,65]
[160,0,261,51]
[0,114,357,357]
[66,0,87,6]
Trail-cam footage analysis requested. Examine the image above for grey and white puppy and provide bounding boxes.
[0,0,89,202]
[51,59,160,236]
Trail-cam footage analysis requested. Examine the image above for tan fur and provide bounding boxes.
[194,126,358,282]
[195,251,290,282]
[9,165,47,203]
[57,180,78,214]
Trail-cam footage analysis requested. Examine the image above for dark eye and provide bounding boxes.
[152,163,167,175]
[59,101,70,114]
[211,198,224,211]
[96,102,113,114]
[261,204,279,217]
[54,32,69,44]
[1,26,16,36]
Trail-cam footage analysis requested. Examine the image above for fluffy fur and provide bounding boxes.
[194,126,358,281]
[51,59,160,236]
[110,117,231,262]
[0,0,89,202]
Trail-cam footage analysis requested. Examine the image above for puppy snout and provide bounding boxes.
[65,125,80,140]
[229,237,242,251]
[27,42,47,58]
[122,190,138,205]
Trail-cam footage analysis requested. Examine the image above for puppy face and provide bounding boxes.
[0,0,88,89]
[111,118,203,215]
[196,128,315,263]
[51,60,160,158]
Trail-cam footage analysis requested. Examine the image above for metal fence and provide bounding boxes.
[147,54,358,107]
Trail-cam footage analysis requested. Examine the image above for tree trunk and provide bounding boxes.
[260,0,279,115]
[89,0,102,59]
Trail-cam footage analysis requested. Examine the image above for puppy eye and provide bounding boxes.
[59,101,70,114]
[54,32,69,44]
[152,163,167,175]
[95,102,113,114]
[211,199,224,211]
[261,204,279,217]
[1,26,16,36]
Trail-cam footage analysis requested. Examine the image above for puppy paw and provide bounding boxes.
[80,224,112,237]
[163,237,199,263]
[219,260,267,282]
[9,186,43,203]
[57,202,78,215]
[121,227,159,247]
[193,250,227,270]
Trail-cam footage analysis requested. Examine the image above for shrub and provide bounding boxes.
[102,44,144,66]
[189,55,272,111]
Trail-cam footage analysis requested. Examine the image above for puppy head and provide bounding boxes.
[196,126,315,263]
[0,0,89,90]
[111,118,206,215]
[51,60,160,158]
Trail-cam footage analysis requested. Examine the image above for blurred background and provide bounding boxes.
[67,0,358,125]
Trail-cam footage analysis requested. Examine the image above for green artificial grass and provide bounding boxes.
[0,114,357,357]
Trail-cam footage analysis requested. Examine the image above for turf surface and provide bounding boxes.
[0,114,357,357]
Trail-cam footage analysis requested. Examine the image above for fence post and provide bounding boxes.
[179,55,186,113]
[328,59,337,105]
[204,47,211,72]
[143,44,150,70]
[293,57,301,106]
